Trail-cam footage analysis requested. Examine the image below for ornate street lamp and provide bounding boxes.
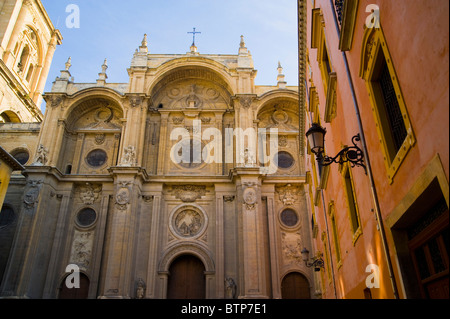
[306,123,367,173]
[301,248,325,272]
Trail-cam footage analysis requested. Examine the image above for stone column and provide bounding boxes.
[157,113,169,175]
[33,31,61,106]
[265,189,282,298]
[98,167,143,299]
[234,167,268,299]
[145,187,164,299]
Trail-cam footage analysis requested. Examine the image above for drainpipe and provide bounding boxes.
[327,0,399,299]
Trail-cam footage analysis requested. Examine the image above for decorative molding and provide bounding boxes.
[223,195,235,203]
[77,183,102,205]
[70,231,94,270]
[23,180,43,210]
[324,72,338,123]
[95,134,106,145]
[115,181,132,210]
[243,187,257,210]
[281,231,303,264]
[278,135,288,147]
[276,184,300,206]
[172,185,206,203]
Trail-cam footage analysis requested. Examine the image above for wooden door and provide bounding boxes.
[409,212,449,299]
[167,254,206,299]
[281,272,311,299]
[58,273,90,299]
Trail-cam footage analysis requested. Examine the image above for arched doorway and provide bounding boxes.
[58,273,90,299]
[281,272,311,299]
[167,254,206,299]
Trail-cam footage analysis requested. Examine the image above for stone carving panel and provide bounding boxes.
[172,185,206,203]
[70,230,94,270]
[169,205,208,239]
[281,231,303,264]
[276,184,300,206]
[77,183,102,205]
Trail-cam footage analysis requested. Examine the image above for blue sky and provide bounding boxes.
[41,0,299,101]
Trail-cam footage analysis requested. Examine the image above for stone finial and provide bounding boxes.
[101,58,108,73]
[240,35,246,48]
[65,57,72,71]
[239,35,249,56]
[277,61,286,88]
[139,34,149,53]
[97,58,108,85]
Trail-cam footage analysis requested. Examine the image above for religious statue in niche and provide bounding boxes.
[135,278,146,299]
[174,209,203,237]
[120,146,136,167]
[32,144,49,166]
[225,277,237,299]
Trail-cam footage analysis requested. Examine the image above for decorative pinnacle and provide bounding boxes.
[65,57,72,71]
[101,58,108,73]
[240,35,246,48]
[141,34,148,47]
[278,61,283,74]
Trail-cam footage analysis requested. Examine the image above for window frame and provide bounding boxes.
[341,161,362,244]
[360,26,415,183]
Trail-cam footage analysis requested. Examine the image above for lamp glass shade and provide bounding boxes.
[306,124,326,154]
[301,248,310,262]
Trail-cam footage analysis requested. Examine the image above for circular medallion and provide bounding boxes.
[243,188,257,206]
[170,205,207,239]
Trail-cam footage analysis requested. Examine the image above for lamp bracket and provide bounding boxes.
[317,134,367,174]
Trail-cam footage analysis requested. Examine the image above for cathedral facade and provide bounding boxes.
[0,20,315,298]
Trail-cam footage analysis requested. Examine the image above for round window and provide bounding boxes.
[275,151,295,169]
[0,205,15,228]
[280,209,299,227]
[76,208,97,227]
[11,149,30,165]
[86,149,107,167]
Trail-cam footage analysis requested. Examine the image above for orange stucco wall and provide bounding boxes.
[305,0,449,299]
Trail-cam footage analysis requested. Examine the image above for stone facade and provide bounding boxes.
[0,33,316,299]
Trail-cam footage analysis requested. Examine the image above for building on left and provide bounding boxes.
[0,0,62,286]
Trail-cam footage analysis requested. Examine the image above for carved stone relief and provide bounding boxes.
[281,231,303,264]
[243,187,257,211]
[170,205,207,239]
[70,230,94,270]
[276,184,300,206]
[23,180,43,210]
[115,181,132,210]
[172,185,206,203]
[77,183,101,205]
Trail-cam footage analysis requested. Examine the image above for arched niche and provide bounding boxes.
[58,96,124,175]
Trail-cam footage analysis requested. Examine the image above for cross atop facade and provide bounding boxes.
[188,27,201,45]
